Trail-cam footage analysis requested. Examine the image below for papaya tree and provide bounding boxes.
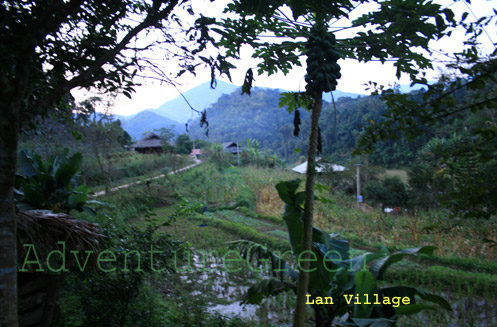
[244,138,261,167]
[189,1,457,325]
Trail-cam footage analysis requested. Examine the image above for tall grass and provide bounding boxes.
[80,152,190,187]
[242,170,497,262]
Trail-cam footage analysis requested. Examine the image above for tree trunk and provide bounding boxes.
[293,91,323,327]
[0,99,21,327]
[104,178,111,196]
[0,2,184,325]
[92,143,110,195]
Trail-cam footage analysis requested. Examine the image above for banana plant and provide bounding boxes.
[15,149,101,214]
[231,179,451,327]
[244,138,261,167]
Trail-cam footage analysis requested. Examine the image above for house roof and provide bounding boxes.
[222,142,238,148]
[190,149,202,155]
[292,160,347,174]
[131,133,162,149]
[17,210,102,268]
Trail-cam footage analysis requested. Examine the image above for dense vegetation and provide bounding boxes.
[187,80,497,219]
[189,84,491,169]
[12,64,497,327]
[42,161,495,326]
[12,96,497,326]
[2,0,496,326]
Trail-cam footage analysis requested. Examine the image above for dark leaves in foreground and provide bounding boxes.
[293,109,301,136]
[241,68,254,95]
[200,110,209,137]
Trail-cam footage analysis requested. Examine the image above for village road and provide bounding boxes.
[92,157,202,197]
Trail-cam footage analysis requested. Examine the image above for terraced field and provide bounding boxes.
[130,163,497,326]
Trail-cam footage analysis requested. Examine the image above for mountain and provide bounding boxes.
[127,79,423,126]
[187,87,441,167]
[186,87,362,149]
[123,81,361,138]
[150,80,363,123]
[153,80,239,123]
[121,110,182,141]
[113,113,131,122]
[323,90,361,102]
[188,87,311,150]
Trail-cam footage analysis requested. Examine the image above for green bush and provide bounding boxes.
[16,149,95,214]
[55,215,182,326]
[364,176,408,208]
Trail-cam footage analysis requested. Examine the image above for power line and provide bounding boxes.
[463,1,496,49]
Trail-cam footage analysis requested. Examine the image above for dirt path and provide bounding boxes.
[92,157,202,197]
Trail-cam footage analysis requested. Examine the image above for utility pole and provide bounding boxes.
[193,139,197,159]
[354,163,362,208]
[237,141,240,167]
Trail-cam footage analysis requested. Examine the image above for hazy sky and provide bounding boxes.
[75,0,497,116]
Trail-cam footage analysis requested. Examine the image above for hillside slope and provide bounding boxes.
[154,80,239,123]
[188,88,439,166]
[122,110,182,140]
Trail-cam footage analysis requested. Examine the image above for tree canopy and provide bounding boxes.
[355,14,497,218]
[0,1,198,325]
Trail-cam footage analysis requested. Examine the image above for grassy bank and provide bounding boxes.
[83,152,192,190]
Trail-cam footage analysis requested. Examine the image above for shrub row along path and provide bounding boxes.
[92,157,202,197]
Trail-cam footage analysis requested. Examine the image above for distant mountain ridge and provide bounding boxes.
[152,81,362,123]
[149,81,362,124]
[153,80,239,123]
[121,110,182,141]
[120,80,424,124]
[118,79,429,142]
[118,80,428,145]
[185,85,433,166]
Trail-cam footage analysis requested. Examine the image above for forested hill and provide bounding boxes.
[188,87,443,167]
[122,110,182,140]
[188,88,310,155]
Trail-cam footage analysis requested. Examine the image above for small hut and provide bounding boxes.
[17,210,103,327]
[222,142,241,155]
[130,133,164,154]
[190,149,203,158]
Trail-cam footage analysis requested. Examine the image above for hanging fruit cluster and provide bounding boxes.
[304,23,341,94]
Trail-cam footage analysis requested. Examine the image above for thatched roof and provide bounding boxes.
[222,142,237,149]
[16,210,103,326]
[131,133,162,149]
[222,141,240,154]
[17,210,103,268]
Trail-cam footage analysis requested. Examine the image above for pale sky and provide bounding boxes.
[74,0,497,116]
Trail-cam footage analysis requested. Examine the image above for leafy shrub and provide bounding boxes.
[56,215,182,326]
[16,149,98,214]
[364,176,408,208]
